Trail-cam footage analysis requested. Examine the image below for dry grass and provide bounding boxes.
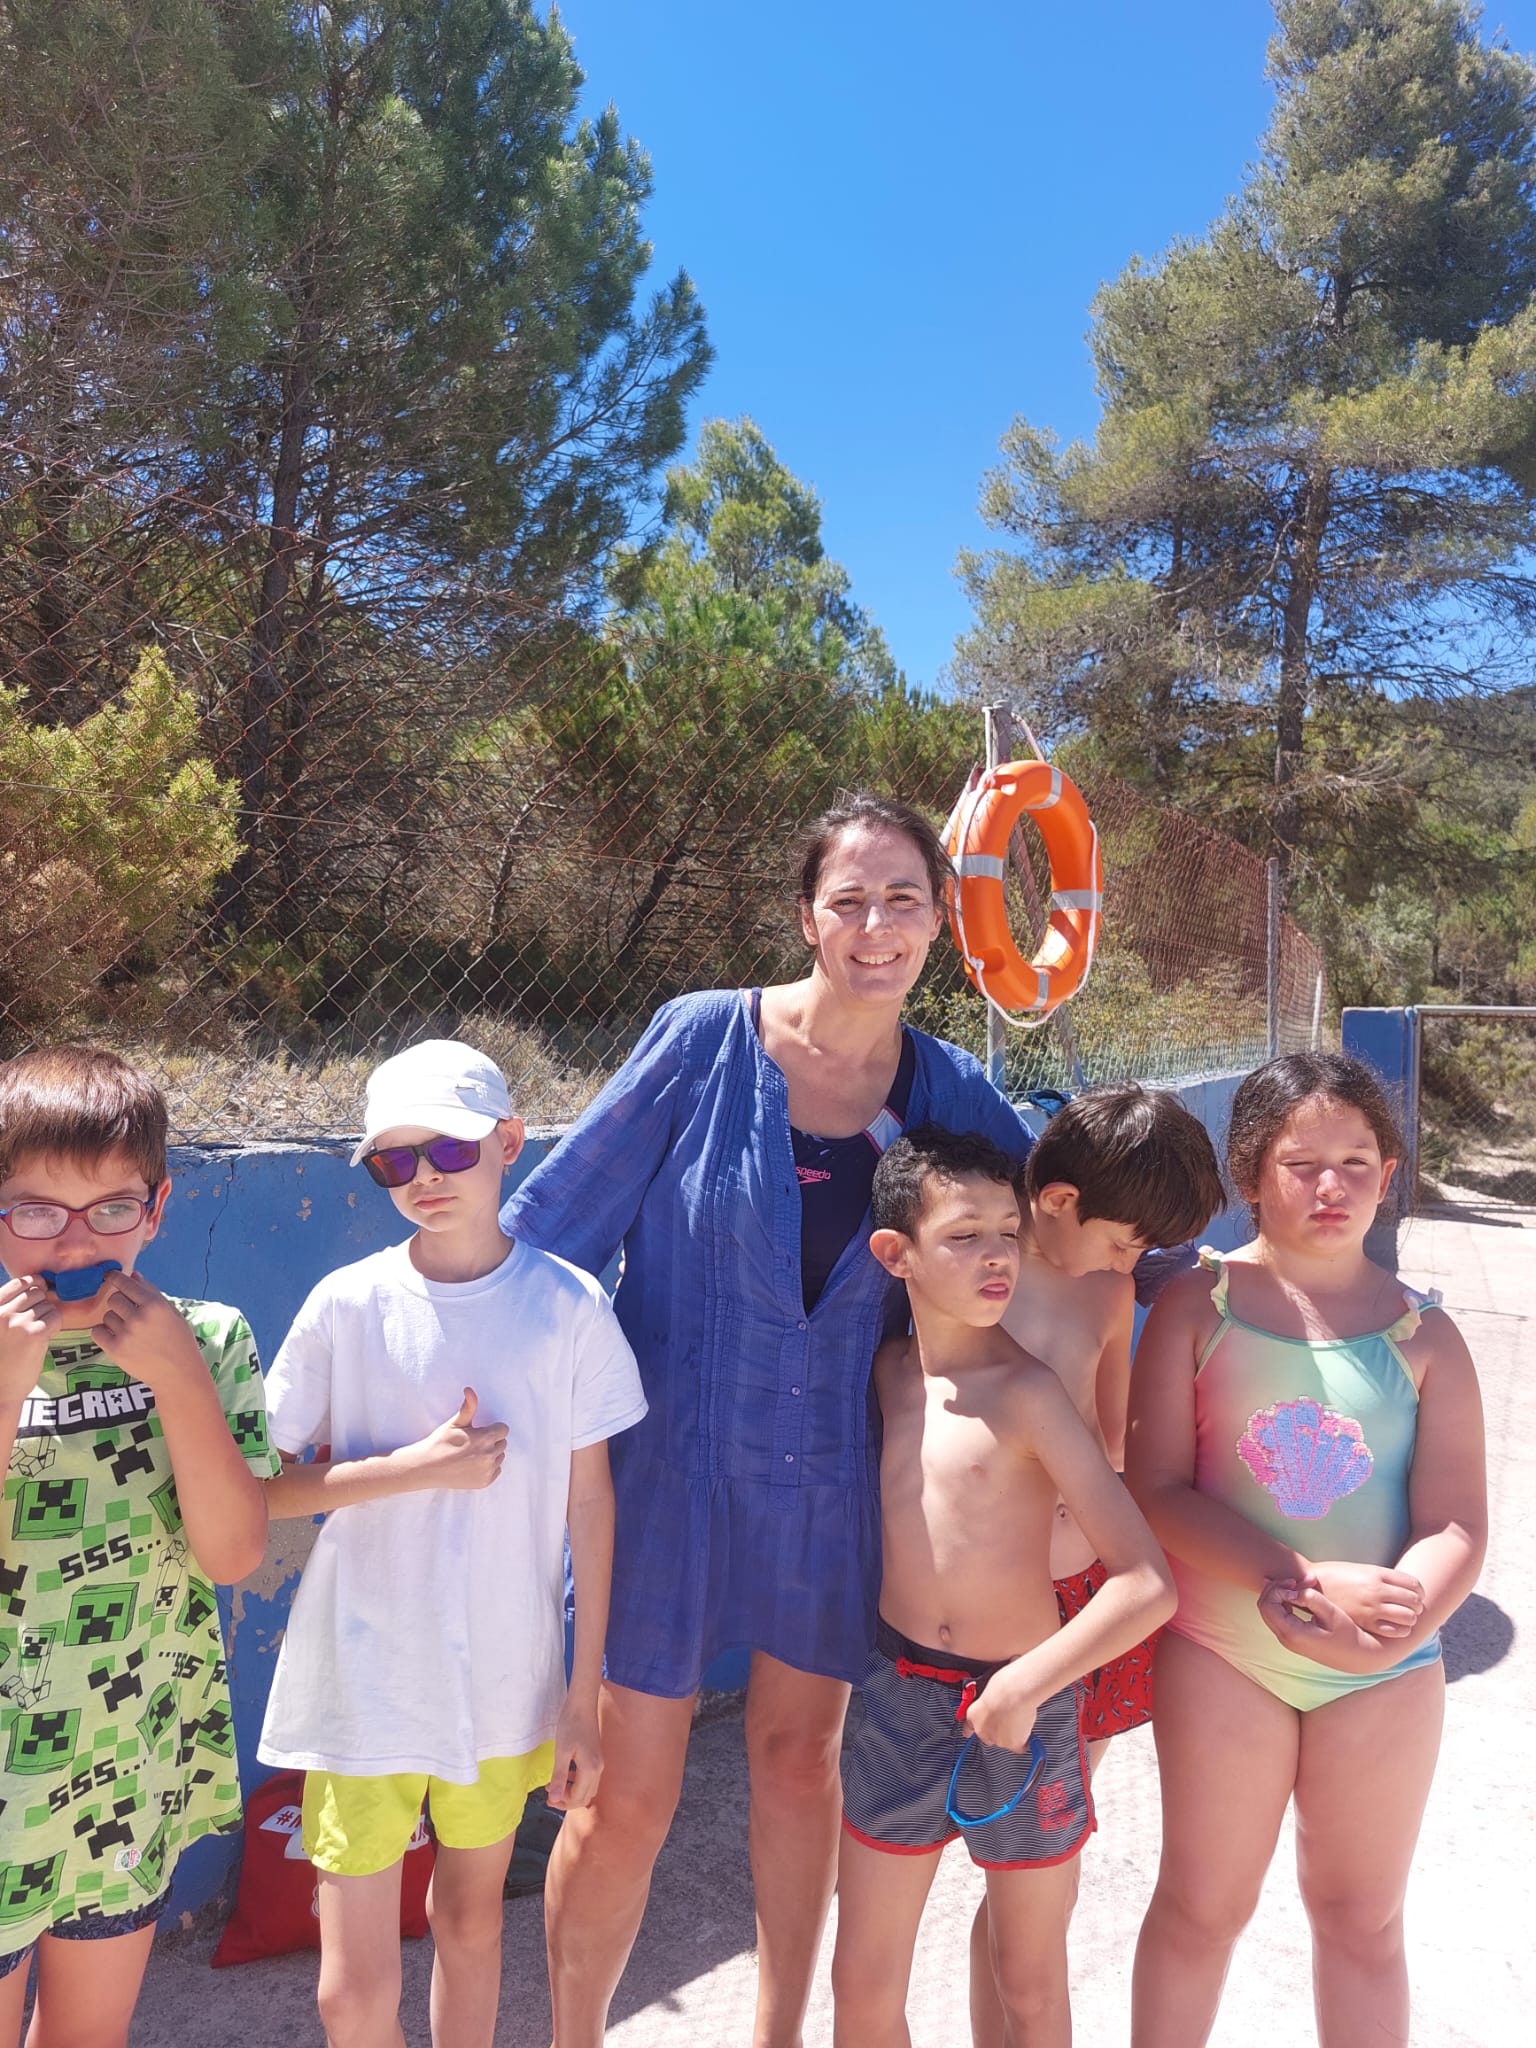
[113,1016,612,1146]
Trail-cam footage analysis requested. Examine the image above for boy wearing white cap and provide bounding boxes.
[258,1040,646,2048]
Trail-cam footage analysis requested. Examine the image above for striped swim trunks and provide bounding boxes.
[841,1618,1095,1870]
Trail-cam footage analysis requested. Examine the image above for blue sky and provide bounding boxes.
[564,1,1536,691]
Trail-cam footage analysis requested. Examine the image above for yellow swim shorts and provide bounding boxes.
[301,1742,555,1877]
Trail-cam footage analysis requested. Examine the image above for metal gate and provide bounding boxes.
[1415,1005,1536,1209]
[1342,1005,1536,1256]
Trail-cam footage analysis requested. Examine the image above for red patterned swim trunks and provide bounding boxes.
[1054,1558,1161,1739]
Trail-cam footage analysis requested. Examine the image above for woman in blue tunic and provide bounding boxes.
[503,793,1033,2047]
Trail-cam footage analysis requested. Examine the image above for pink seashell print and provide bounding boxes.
[1236,1398,1373,1519]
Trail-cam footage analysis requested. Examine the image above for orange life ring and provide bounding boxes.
[944,761,1102,1019]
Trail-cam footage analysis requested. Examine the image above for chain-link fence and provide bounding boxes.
[1417,1008,1536,1207]
[1,444,1325,1141]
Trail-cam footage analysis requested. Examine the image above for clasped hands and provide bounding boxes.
[1258,1558,1427,1672]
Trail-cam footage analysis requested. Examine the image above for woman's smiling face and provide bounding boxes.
[799,825,944,1008]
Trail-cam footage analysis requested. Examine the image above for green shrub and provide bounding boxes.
[0,647,240,1034]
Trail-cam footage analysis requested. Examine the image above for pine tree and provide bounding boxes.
[0,0,259,714]
[194,0,713,924]
[955,0,1536,892]
[609,416,897,687]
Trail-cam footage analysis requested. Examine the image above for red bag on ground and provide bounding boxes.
[211,1770,435,1967]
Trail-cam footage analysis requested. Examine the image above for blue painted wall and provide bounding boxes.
[144,1072,1250,1918]
[1341,1006,1418,1271]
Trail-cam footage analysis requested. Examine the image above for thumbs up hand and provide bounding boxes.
[396,1387,508,1491]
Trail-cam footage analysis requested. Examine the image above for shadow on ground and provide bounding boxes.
[602,1700,760,2028]
[1441,1593,1515,1683]
[1418,1196,1528,1228]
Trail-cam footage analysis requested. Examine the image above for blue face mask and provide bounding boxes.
[41,1261,122,1303]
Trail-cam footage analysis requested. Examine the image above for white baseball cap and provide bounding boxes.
[349,1039,513,1166]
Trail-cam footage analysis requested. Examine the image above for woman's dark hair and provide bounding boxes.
[793,792,954,906]
[1227,1052,1403,1203]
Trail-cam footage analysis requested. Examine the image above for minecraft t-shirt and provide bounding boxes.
[0,1301,278,1955]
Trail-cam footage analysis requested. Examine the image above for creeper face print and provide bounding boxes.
[0,1556,25,1617]
[98,1419,159,1491]
[10,1478,87,1543]
[126,1815,170,1895]
[74,1796,141,1871]
[193,1702,234,1756]
[225,1409,266,1460]
[176,1581,216,1637]
[4,1707,80,1777]
[0,1307,264,1950]
[88,1646,145,1715]
[147,1475,181,1538]
[135,1681,177,1757]
[0,1852,64,1928]
[64,1584,137,1650]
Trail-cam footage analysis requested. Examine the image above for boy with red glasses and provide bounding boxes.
[259,1040,645,2048]
[0,1046,275,2046]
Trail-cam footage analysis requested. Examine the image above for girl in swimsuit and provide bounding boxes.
[1126,1052,1487,2048]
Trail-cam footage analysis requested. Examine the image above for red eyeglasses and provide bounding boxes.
[0,1194,159,1240]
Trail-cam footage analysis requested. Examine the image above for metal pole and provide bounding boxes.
[1310,968,1324,1052]
[984,705,1008,1093]
[1265,857,1281,1060]
[1407,1004,1536,1020]
[986,702,1013,768]
[1407,1005,1422,1229]
[1052,995,1089,1091]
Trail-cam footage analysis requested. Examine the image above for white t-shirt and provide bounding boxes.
[257,1238,646,1780]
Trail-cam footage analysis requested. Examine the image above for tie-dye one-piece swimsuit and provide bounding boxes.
[1166,1249,1443,1711]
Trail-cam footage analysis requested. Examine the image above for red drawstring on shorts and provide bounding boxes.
[892,1656,978,1725]
[894,1655,973,1685]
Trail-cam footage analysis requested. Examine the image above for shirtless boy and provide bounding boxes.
[832,1127,1175,2048]
[1006,1086,1225,1751]
[968,1086,1226,2044]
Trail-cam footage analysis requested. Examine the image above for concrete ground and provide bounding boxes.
[132,1199,1532,2045]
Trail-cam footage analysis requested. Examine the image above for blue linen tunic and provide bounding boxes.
[502,990,1034,1696]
